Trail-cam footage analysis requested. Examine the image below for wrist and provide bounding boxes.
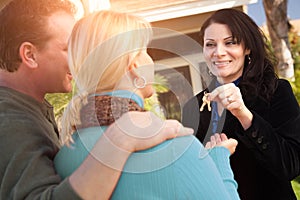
[235,106,253,130]
[91,132,132,171]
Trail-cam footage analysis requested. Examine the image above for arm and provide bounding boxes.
[236,80,300,180]
[68,134,130,200]
[209,147,240,200]
[0,112,192,200]
[207,80,300,180]
[67,111,194,200]
[0,117,82,200]
[205,133,240,200]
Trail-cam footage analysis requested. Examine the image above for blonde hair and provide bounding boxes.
[60,10,152,144]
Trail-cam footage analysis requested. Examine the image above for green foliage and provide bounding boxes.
[292,177,300,199]
[144,74,169,119]
[289,27,300,105]
[289,69,300,105]
[289,28,300,70]
[287,25,300,196]
[45,92,72,121]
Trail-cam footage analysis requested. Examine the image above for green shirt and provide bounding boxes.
[0,86,81,200]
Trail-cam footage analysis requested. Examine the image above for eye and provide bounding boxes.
[226,40,237,45]
[225,39,238,46]
[205,42,215,47]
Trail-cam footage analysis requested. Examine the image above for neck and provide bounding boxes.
[0,70,45,102]
[94,89,145,108]
[79,95,145,128]
[97,88,145,100]
[217,76,241,85]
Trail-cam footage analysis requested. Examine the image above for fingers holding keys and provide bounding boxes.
[206,83,245,115]
[206,83,253,130]
[206,83,234,101]
[207,83,237,104]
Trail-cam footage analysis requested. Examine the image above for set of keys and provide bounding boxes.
[199,91,211,112]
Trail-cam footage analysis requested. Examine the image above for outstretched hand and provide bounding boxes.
[205,133,238,155]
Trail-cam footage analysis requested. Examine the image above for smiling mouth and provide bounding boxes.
[213,61,231,66]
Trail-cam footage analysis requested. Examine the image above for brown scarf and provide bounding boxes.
[79,95,145,129]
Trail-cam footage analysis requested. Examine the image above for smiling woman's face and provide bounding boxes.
[203,23,250,84]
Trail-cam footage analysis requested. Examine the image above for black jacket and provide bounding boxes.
[182,79,300,200]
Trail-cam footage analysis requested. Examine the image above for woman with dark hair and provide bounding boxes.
[183,8,300,200]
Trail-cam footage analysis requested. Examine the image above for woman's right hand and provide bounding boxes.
[205,133,238,155]
[207,83,253,130]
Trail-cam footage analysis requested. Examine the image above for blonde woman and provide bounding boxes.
[54,10,240,199]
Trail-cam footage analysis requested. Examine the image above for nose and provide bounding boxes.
[213,44,226,57]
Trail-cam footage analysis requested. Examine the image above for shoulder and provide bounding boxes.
[273,79,295,100]
[0,90,49,130]
[269,78,299,119]
[276,78,292,90]
[0,114,56,150]
[0,99,58,151]
[0,104,43,136]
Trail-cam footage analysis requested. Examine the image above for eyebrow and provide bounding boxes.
[224,36,233,40]
[204,36,233,42]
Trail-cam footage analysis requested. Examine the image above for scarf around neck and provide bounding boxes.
[79,95,145,129]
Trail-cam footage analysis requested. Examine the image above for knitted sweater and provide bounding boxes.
[55,90,240,200]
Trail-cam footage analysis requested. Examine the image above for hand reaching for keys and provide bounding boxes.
[205,133,238,155]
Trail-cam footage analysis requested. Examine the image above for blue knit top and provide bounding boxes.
[54,90,240,200]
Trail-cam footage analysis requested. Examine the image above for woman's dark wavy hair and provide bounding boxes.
[0,0,76,72]
[199,8,278,102]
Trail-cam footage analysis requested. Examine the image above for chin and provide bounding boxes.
[63,80,73,92]
[62,85,73,93]
[145,93,154,99]
[138,85,155,99]
[145,86,155,98]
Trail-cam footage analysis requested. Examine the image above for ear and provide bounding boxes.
[245,49,251,56]
[19,42,38,69]
[127,54,139,78]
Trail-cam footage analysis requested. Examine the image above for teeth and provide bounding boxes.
[214,61,230,65]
